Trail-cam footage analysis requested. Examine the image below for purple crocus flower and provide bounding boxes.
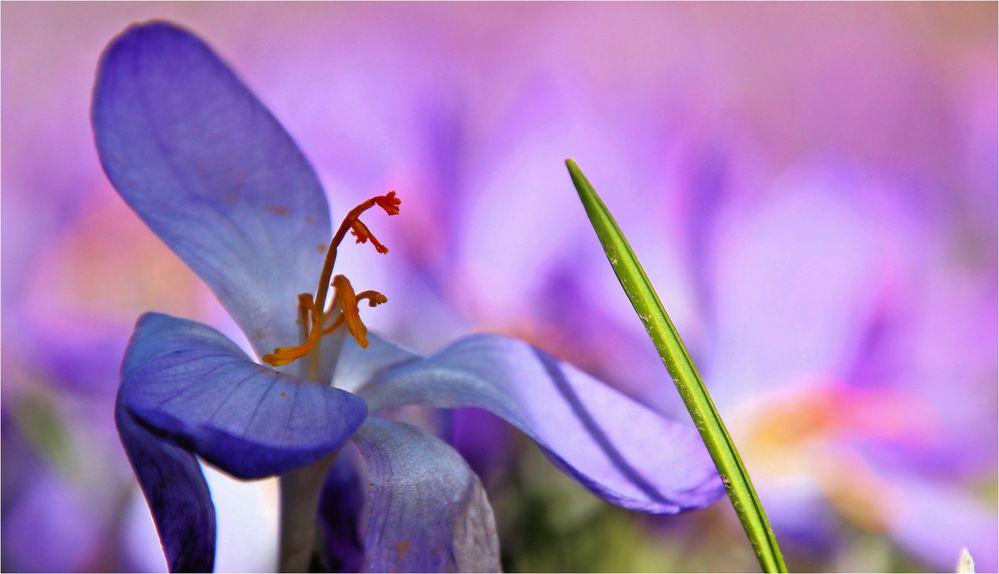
[93,21,723,572]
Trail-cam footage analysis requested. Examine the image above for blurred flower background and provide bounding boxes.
[2,3,996,572]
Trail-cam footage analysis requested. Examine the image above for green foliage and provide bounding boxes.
[566,159,787,573]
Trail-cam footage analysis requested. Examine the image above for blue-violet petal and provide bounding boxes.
[92,21,331,355]
[116,396,215,572]
[120,312,367,480]
[358,334,724,513]
[317,444,366,573]
[350,418,500,573]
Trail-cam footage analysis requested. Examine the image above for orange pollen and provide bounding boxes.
[260,191,400,367]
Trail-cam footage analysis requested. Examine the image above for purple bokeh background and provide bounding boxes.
[2,3,996,572]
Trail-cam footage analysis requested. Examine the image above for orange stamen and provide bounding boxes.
[321,313,347,336]
[321,292,386,335]
[261,191,400,367]
[312,191,401,318]
[261,325,322,366]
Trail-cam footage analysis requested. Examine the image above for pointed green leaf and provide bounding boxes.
[565,158,787,573]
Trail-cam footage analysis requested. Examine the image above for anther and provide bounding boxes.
[357,290,388,307]
[331,275,370,348]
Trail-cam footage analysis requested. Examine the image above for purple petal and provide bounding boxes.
[116,397,215,573]
[91,21,331,356]
[441,407,514,483]
[887,476,998,572]
[358,334,724,513]
[317,444,366,573]
[1,432,111,572]
[350,417,500,573]
[707,173,914,404]
[120,312,367,479]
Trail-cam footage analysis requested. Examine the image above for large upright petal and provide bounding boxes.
[349,418,500,573]
[92,21,331,355]
[356,334,723,513]
[120,312,367,479]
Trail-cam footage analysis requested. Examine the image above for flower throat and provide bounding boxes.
[262,191,401,367]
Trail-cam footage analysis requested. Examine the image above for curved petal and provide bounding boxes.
[358,334,723,513]
[332,332,419,394]
[92,21,331,355]
[349,418,500,573]
[116,395,215,572]
[121,312,367,480]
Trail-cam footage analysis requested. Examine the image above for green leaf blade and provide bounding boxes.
[566,158,787,573]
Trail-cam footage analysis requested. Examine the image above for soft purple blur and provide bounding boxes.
[2,3,995,572]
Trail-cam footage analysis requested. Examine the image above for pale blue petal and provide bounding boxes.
[358,334,723,513]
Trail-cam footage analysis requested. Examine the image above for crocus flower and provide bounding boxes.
[93,21,723,572]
